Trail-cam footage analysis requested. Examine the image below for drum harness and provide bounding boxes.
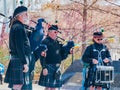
[93,44,106,66]
[92,44,114,89]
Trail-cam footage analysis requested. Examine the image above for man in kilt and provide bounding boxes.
[4,6,31,90]
[82,31,112,90]
[37,25,74,90]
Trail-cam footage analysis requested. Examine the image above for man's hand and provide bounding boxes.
[69,48,73,54]
[92,59,98,64]
[103,58,109,63]
[43,68,48,76]
[41,51,46,57]
[23,64,29,73]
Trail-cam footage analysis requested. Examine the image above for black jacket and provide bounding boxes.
[82,42,111,66]
[41,36,63,64]
[9,20,31,65]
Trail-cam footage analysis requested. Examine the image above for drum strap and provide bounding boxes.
[92,44,106,65]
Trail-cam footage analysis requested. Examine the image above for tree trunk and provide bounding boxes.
[82,0,87,54]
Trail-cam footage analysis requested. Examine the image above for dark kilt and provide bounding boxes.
[4,58,24,88]
[38,64,62,88]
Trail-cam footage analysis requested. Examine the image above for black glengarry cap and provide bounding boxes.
[48,25,58,31]
[93,32,103,38]
[13,6,27,18]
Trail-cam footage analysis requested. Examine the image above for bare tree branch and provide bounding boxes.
[105,0,120,7]
[87,0,98,9]
[90,6,120,17]
[69,0,85,6]
[69,0,120,17]
[58,8,83,16]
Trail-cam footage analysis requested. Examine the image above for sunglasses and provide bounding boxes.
[97,38,103,41]
[53,31,58,34]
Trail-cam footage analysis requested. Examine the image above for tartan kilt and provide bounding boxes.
[4,58,24,87]
[38,64,62,88]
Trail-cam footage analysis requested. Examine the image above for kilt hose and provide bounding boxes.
[4,58,24,88]
[38,64,62,88]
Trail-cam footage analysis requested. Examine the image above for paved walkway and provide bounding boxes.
[0,83,44,90]
[0,83,81,90]
[0,83,45,90]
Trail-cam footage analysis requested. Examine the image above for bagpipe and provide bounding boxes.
[28,18,45,52]
[56,36,75,62]
[0,12,74,62]
[61,40,74,60]
[0,13,47,51]
[27,18,75,62]
[0,13,47,61]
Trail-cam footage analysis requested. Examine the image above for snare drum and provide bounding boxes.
[95,66,114,84]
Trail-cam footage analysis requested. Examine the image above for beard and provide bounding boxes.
[23,18,29,25]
